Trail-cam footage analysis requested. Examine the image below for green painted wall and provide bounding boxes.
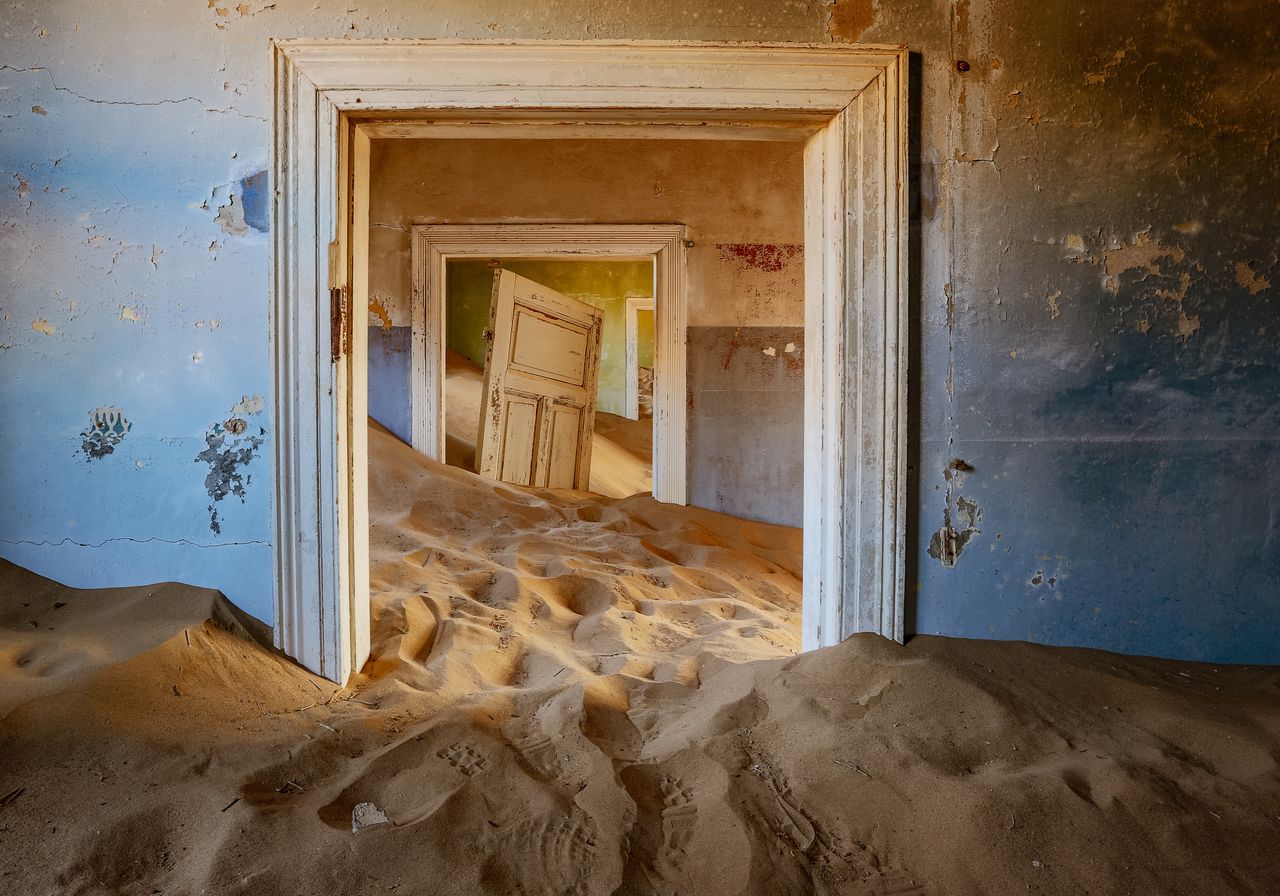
[636,309,655,369]
[445,258,654,415]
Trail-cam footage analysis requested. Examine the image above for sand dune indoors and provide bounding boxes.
[0,425,1278,895]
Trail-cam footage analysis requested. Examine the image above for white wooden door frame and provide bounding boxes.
[408,225,686,504]
[271,39,909,684]
[623,296,656,421]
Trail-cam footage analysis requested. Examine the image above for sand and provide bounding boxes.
[1,423,1279,895]
[444,350,653,499]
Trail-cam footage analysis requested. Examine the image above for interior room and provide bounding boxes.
[1,7,1277,895]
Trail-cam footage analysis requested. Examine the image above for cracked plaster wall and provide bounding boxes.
[1,0,1275,660]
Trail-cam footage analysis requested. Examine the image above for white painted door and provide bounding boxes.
[476,269,604,490]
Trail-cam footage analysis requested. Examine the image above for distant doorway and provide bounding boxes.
[434,261,655,498]
[409,224,688,504]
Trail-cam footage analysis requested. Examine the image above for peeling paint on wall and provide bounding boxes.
[1235,261,1271,295]
[368,297,393,330]
[928,459,982,568]
[826,0,877,43]
[80,407,131,460]
[230,394,263,416]
[195,398,266,535]
[30,318,55,336]
[716,242,803,273]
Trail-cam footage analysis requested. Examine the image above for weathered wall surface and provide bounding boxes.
[841,0,1280,662]
[368,138,807,525]
[1,0,1275,661]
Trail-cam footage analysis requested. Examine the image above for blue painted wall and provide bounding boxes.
[1,0,1276,662]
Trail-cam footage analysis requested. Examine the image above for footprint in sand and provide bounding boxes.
[484,810,600,896]
[437,742,489,777]
[658,776,698,859]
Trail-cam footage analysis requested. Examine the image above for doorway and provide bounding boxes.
[269,40,909,683]
[405,225,689,504]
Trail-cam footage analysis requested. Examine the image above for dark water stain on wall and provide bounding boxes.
[239,170,269,234]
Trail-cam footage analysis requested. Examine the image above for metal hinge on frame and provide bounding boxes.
[330,285,348,362]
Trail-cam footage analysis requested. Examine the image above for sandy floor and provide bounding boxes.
[443,350,654,499]
[1,424,1279,895]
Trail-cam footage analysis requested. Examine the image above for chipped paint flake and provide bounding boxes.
[1046,289,1062,319]
[31,318,55,336]
[368,298,393,330]
[826,0,877,43]
[1234,261,1271,295]
[1177,311,1201,341]
[230,394,264,416]
[120,305,141,323]
[716,243,803,273]
[80,406,131,460]
[1103,232,1185,277]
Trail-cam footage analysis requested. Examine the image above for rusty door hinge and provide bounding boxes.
[330,286,348,362]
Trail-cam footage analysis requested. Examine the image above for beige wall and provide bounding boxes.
[368,138,805,329]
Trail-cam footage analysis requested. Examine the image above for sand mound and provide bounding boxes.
[443,350,653,498]
[2,428,1279,895]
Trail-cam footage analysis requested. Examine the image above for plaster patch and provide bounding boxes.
[826,0,877,42]
[716,243,803,273]
[80,407,131,460]
[30,318,55,336]
[1234,261,1271,295]
[230,394,264,416]
[368,298,393,330]
[214,194,249,236]
[1155,272,1191,303]
[1084,45,1132,86]
[1177,311,1201,341]
[1103,233,1184,277]
[929,461,981,568]
[1046,289,1062,319]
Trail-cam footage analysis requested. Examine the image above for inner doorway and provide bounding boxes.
[405,223,689,504]
[441,259,656,498]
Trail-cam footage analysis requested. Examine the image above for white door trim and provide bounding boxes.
[270,39,909,683]
[408,224,686,504]
[623,296,656,421]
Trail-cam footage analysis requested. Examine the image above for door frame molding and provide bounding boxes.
[623,295,656,421]
[408,224,687,504]
[271,39,909,683]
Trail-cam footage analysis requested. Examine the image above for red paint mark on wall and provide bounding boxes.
[716,243,803,273]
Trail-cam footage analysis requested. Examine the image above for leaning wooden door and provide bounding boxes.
[476,269,604,489]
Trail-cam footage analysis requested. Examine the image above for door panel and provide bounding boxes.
[510,310,590,385]
[477,269,603,490]
[498,393,539,485]
[540,402,583,488]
